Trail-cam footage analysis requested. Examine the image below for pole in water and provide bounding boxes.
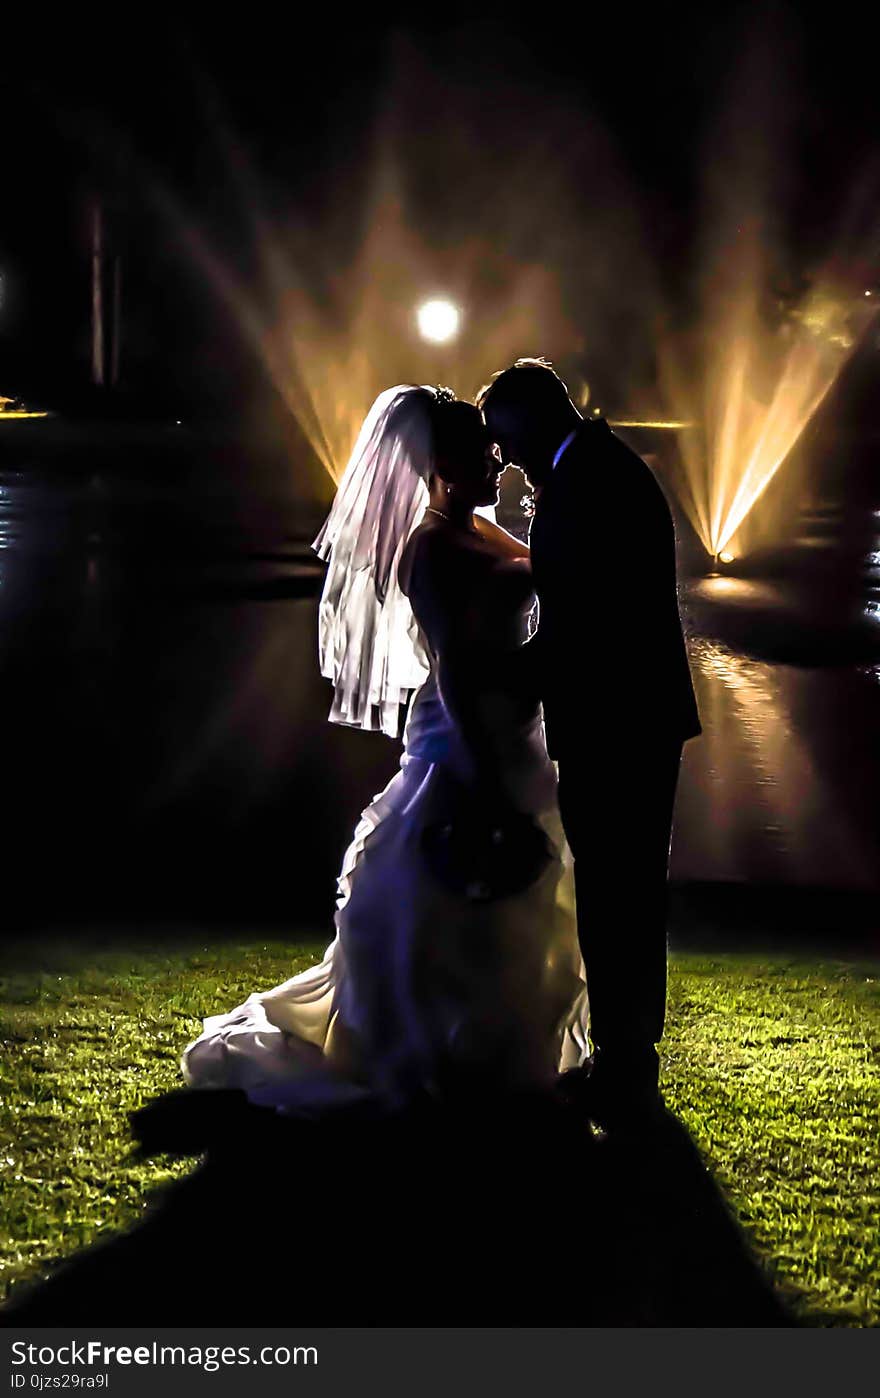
[91,202,105,388]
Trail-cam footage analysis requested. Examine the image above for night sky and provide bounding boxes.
[2,4,878,414]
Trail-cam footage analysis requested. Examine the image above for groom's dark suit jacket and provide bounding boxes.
[529,418,701,760]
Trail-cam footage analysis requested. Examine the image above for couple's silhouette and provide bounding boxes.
[182,359,701,1127]
[6,363,789,1331]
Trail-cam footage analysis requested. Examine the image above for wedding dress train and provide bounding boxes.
[182,532,588,1114]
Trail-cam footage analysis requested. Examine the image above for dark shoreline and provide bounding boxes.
[1,882,877,965]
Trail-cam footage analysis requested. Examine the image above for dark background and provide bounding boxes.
[3,4,880,418]
[0,5,878,943]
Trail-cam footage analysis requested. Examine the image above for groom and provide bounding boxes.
[478,359,701,1125]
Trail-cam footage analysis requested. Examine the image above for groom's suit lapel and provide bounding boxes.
[531,420,591,543]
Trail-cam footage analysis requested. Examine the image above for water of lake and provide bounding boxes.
[0,422,877,944]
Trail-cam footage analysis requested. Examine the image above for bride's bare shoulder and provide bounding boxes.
[399,518,462,594]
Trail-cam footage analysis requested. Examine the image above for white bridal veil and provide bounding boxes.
[312,385,438,737]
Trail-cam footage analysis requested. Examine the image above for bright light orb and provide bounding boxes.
[417,299,460,344]
[719,550,736,564]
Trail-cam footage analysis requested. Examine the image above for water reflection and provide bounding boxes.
[675,637,879,888]
[0,447,878,927]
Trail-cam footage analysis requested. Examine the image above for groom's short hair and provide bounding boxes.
[476,358,572,417]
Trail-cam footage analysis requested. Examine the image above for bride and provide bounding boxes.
[182,385,588,1112]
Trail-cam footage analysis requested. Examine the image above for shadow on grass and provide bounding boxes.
[3,1088,791,1327]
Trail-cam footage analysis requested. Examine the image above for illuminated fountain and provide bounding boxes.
[167,160,583,492]
[157,43,877,562]
[187,162,876,554]
[659,220,878,570]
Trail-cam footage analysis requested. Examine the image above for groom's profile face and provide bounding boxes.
[487,428,518,470]
[482,407,520,469]
[484,413,549,490]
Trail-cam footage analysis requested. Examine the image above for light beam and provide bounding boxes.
[660,227,879,562]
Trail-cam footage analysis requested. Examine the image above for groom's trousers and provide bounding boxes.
[555,735,683,1064]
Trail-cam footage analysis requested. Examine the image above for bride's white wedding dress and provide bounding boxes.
[182,523,588,1113]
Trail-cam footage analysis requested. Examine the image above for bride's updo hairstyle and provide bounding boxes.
[425,386,488,489]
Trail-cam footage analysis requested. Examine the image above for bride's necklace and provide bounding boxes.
[425,506,478,534]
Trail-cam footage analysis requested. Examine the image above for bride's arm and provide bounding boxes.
[472,514,531,561]
[406,532,513,800]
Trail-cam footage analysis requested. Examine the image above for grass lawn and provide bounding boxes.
[1,935,878,1325]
